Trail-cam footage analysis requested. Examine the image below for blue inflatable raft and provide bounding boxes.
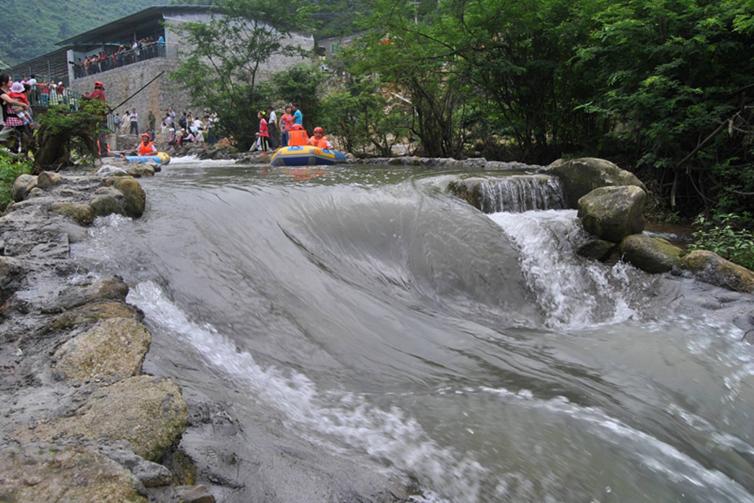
[270,145,347,167]
[125,152,171,165]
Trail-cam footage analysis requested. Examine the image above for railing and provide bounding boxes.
[73,42,167,80]
[28,88,82,111]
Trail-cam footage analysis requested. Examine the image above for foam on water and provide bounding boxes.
[128,281,486,503]
[489,210,642,328]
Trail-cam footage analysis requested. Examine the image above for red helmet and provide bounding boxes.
[94,81,104,89]
[313,127,324,135]
[141,133,150,139]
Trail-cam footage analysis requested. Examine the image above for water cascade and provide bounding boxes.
[478,175,564,213]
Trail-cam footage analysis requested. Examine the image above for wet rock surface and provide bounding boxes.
[0,168,193,502]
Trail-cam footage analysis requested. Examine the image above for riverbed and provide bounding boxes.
[73,158,754,502]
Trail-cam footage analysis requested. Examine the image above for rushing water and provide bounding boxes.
[73,160,754,502]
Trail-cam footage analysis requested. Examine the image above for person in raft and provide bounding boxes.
[137,133,157,156]
[256,111,270,152]
[307,127,333,149]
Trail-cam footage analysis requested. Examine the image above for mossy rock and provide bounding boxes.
[110,176,146,218]
[447,178,484,210]
[682,250,754,293]
[53,318,151,384]
[50,202,95,226]
[0,443,146,503]
[548,157,646,208]
[24,376,188,461]
[49,300,142,332]
[90,187,126,217]
[619,234,683,273]
[577,186,646,242]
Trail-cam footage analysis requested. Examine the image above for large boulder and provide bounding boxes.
[619,234,683,273]
[53,317,151,383]
[577,186,646,242]
[548,157,646,208]
[110,176,146,218]
[25,376,188,461]
[11,174,37,202]
[90,187,127,217]
[0,443,146,503]
[43,277,129,313]
[50,202,95,226]
[682,250,754,293]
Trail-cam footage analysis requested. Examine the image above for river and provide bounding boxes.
[72,158,754,502]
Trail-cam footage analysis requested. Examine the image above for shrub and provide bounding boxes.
[0,150,32,209]
[690,213,754,270]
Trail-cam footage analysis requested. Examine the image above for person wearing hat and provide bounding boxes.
[307,127,333,150]
[137,132,157,156]
[0,74,31,144]
[83,81,106,102]
[7,82,31,125]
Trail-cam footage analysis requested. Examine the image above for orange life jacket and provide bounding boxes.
[308,135,331,149]
[138,142,156,156]
[288,128,309,146]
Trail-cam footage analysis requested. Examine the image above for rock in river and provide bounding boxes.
[24,375,188,461]
[37,171,64,190]
[619,234,683,273]
[53,317,151,383]
[50,202,95,226]
[0,442,146,502]
[110,176,147,218]
[682,250,754,293]
[578,186,646,242]
[577,239,616,262]
[548,157,646,208]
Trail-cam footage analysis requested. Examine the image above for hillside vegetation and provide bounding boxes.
[1,0,168,65]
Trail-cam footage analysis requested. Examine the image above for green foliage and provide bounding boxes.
[268,65,326,131]
[34,99,108,171]
[332,0,753,217]
[0,0,166,66]
[172,0,312,149]
[0,150,32,209]
[690,213,754,270]
[320,77,411,155]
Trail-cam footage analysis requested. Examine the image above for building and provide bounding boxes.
[8,5,314,138]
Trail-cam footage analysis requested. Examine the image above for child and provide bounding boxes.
[256,111,269,152]
[8,82,32,125]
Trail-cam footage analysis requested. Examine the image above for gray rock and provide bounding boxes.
[37,171,64,190]
[619,234,683,273]
[174,485,215,503]
[11,174,37,202]
[90,187,126,217]
[49,202,95,226]
[548,157,646,208]
[43,276,129,313]
[577,239,616,262]
[97,165,129,177]
[577,186,646,242]
[126,165,156,178]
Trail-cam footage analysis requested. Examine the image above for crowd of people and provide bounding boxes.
[72,36,166,78]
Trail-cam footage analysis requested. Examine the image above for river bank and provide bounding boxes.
[0,169,213,502]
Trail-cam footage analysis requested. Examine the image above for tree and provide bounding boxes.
[172,0,312,148]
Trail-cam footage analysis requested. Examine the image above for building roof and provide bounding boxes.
[56,5,217,47]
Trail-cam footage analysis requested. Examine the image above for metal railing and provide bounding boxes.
[28,88,82,111]
[72,43,167,80]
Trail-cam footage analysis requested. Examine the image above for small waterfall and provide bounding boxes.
[478,175,564,213]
